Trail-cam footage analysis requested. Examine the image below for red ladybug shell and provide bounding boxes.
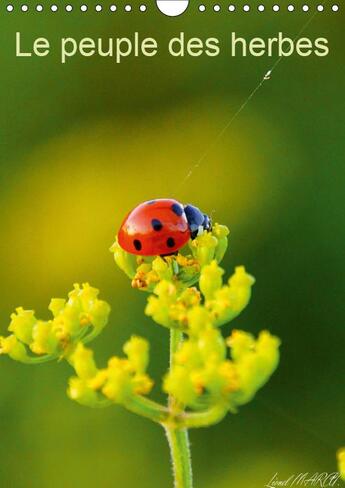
[118,199,190,256]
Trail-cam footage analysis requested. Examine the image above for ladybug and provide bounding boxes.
[118,198,212,256]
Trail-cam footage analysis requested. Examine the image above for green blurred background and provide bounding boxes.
[1,3,344,487]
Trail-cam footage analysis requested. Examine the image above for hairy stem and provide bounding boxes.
[165,328,193,488]
[165,426,193,488]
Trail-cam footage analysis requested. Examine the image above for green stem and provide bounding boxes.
[18,353,59,364]
[165,328,193,488]
[164,426,193,488]
[124,395,169,424]
[182,404,228,429]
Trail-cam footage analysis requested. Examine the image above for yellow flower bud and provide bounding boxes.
[213,224,230,239]
[145,296,174,329]
[67,283,82,301]
[229,330,280,406]
[89,300,111,331]
[227,330,255,361]
[207,266,255,326]
[8,307,36,345]
[75,284,101,321]
[197,328,226,363]
[123,336,149,373]
[229,265,255,289]
[174,341,202,369]
[255,331,281,384]
[68,377,99,407]
[169,304,189,328]
[154,280,177,301]
[218,361,239,393]
[48,299,66,318]
[110,239,138,279]
[102,367,132,403]
[213,224,230,263]
[145,281,179,329]
[199,260,224,300]
[179,287,201,308]
[190,360,238,398]
[0,335,29,362]
[132,374,154,395]
[30,321,59,355]
[88,370,108,390]
[226,266,255,313]
[164,366,197,406]
[108,356,130,371]
[152,256,174,282]
[187,306,213,335]
[70,343,98,379]
[58,304,81,336]
[190,232,218,267]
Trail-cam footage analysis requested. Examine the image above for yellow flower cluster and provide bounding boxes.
[163,307,280,409]
[146,262,255,331]
[68,337,153,408]
[110,223,229,291]
[144,258,279,412]
[0,284,110,363]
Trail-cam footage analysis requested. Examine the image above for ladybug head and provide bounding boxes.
[184,204,212,240]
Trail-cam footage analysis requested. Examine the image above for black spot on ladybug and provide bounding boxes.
[171,203,183,217]
[133,239,142,251]
[166,237,175,248]
[146,200,156,205]
[151,219,163,231]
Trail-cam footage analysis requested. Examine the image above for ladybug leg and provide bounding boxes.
[190,229,199,240]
